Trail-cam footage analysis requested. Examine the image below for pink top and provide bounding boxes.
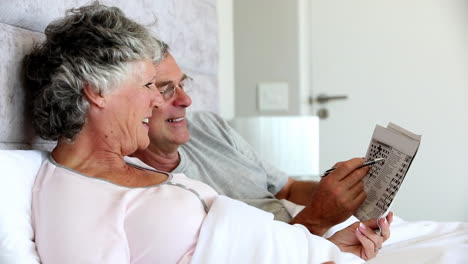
[32,156,218,264]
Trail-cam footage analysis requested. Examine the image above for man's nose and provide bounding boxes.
[151,90,164,108]
[173,86,192,107]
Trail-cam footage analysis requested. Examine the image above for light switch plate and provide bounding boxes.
[257,82,289,112]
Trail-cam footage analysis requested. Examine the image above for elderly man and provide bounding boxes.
[133,51,370,236]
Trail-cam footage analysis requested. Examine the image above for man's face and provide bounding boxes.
[146,54,192,152]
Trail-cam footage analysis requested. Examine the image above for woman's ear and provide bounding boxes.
[83,84,105,108]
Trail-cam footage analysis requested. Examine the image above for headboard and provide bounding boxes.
[0,0,219,150]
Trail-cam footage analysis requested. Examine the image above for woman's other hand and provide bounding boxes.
[327,212,393,260]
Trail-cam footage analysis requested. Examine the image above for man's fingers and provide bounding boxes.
[352,189,367,206]
[348,180,365,200]
[338,183,366,213]
[341,165,370,187]
[328,158,365,181]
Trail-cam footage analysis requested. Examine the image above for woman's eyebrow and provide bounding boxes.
[147,76,157,83]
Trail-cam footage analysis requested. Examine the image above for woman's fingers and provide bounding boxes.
[355,227,375,260]
[387,211,394,225]
[379,217,391,241]
[357,222,384,258]
[355,212,393,260]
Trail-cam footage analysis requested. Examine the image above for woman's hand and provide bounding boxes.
[328,212,393,260]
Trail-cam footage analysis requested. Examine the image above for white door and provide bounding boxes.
[306,0,468,221]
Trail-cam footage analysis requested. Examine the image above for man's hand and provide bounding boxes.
[275,178,320,205]
[290,158,369,236]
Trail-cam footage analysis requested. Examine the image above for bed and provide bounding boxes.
[2,150,468,263]
[1,1,468,263]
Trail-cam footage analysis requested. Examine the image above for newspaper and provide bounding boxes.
[354,123,421,222]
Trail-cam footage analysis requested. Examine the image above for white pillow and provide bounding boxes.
[0,150,47,264]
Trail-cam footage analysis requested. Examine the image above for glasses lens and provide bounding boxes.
[181,77,193,93]
[159,84,174,100]
[159,78,194,100]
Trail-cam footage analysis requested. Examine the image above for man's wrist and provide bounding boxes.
[290,208,331,236]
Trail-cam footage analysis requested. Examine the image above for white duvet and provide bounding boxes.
[368,220,468,263]
[191,196,468,264]
[325,213,468,263]
[190,195,364,264]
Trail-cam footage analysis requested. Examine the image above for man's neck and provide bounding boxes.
[134,144,181,173]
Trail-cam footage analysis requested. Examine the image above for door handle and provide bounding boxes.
[309,94,349,104]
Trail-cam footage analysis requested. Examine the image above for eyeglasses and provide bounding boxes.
[158,76,193,100]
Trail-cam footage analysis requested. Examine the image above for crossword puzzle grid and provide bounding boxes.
[368,140,411,212]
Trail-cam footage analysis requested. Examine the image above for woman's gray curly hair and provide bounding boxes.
[24,1,169,141]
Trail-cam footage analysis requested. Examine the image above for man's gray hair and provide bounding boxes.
[24,1,167,141]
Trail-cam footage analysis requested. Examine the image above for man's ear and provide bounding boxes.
[83,84,105,108]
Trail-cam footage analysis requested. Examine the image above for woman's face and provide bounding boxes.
[104,59,163,154]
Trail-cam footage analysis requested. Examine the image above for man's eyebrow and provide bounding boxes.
[154,80,172,87]
[154,74,189,87]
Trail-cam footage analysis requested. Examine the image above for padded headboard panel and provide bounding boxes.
[0,0,218,150]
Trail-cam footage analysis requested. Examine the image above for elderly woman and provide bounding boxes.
[25,3,217,263]
[25,2,390,264]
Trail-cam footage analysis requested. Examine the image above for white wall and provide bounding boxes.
[229,0,468,221]
[233,0,302,116]
[217,0,235,119]
[309,0,468,221]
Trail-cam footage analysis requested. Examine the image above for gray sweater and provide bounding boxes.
[173,111,291,222]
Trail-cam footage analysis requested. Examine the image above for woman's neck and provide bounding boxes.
[51,128,130,177]
[51,135,170,187]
